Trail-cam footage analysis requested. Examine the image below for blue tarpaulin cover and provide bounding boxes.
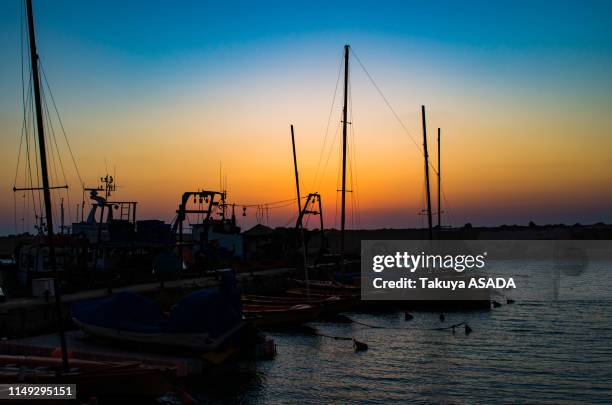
[72,273,242,337]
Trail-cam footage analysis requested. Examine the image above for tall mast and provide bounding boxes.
[290,125,309,297]
[340,44,349,265]
[437,127,441,229]
[25,0,70,372]
[421,105,433,240]
[291,125,302,221]
[60,197,65,235]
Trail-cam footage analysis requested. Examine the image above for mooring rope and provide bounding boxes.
[344,315,472,333]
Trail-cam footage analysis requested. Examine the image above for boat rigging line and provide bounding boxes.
[350,48,440,178]
[13,1,83,235]
[39,61,84,186]
[350,46,454,226]
[309,48,345,195]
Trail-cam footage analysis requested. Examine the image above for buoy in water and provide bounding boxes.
[439,313,445,322]
[404,312,414,321]
[465,324,473,335]
[492,301,502,308]
[507,298,515,304]
[353,339,368,352]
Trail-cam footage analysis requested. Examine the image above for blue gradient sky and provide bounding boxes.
[0,0,611,234]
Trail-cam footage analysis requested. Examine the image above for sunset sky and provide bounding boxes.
[0,0,611,235]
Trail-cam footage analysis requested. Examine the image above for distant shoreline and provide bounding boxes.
[2,222,610,258]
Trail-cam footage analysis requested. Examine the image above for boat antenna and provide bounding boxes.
[421,106,433,240]
[25,0,70,372]
[340,44,350,267]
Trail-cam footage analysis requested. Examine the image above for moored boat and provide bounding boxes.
[72,318,245,353]
[286,287,359,299]
[242,294,355,315]
[290,278,360,292]
[72,273,248,355]
[242,294,333,305]
[243,304,322,327]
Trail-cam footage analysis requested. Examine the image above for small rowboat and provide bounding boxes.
[242,304,322,327]
[242,294,337,306]
[72,317,245,353]
[72,273,247,356]
[290,279,360,292]
[286,287,359,299]
[242,294,355,314]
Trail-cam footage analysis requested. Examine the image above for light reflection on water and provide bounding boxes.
[192,300,612,404]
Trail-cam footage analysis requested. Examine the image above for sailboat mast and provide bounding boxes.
[291,125,302,219]
[421,105,433,240]
[25,0,70,373]
[290,125,310,296]
[437,127,441,229]
[60,197,65,235]
[340,44,349,264]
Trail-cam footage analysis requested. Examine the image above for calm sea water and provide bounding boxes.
[192,300,612,404]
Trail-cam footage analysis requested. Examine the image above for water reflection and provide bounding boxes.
[188,301,611,404]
